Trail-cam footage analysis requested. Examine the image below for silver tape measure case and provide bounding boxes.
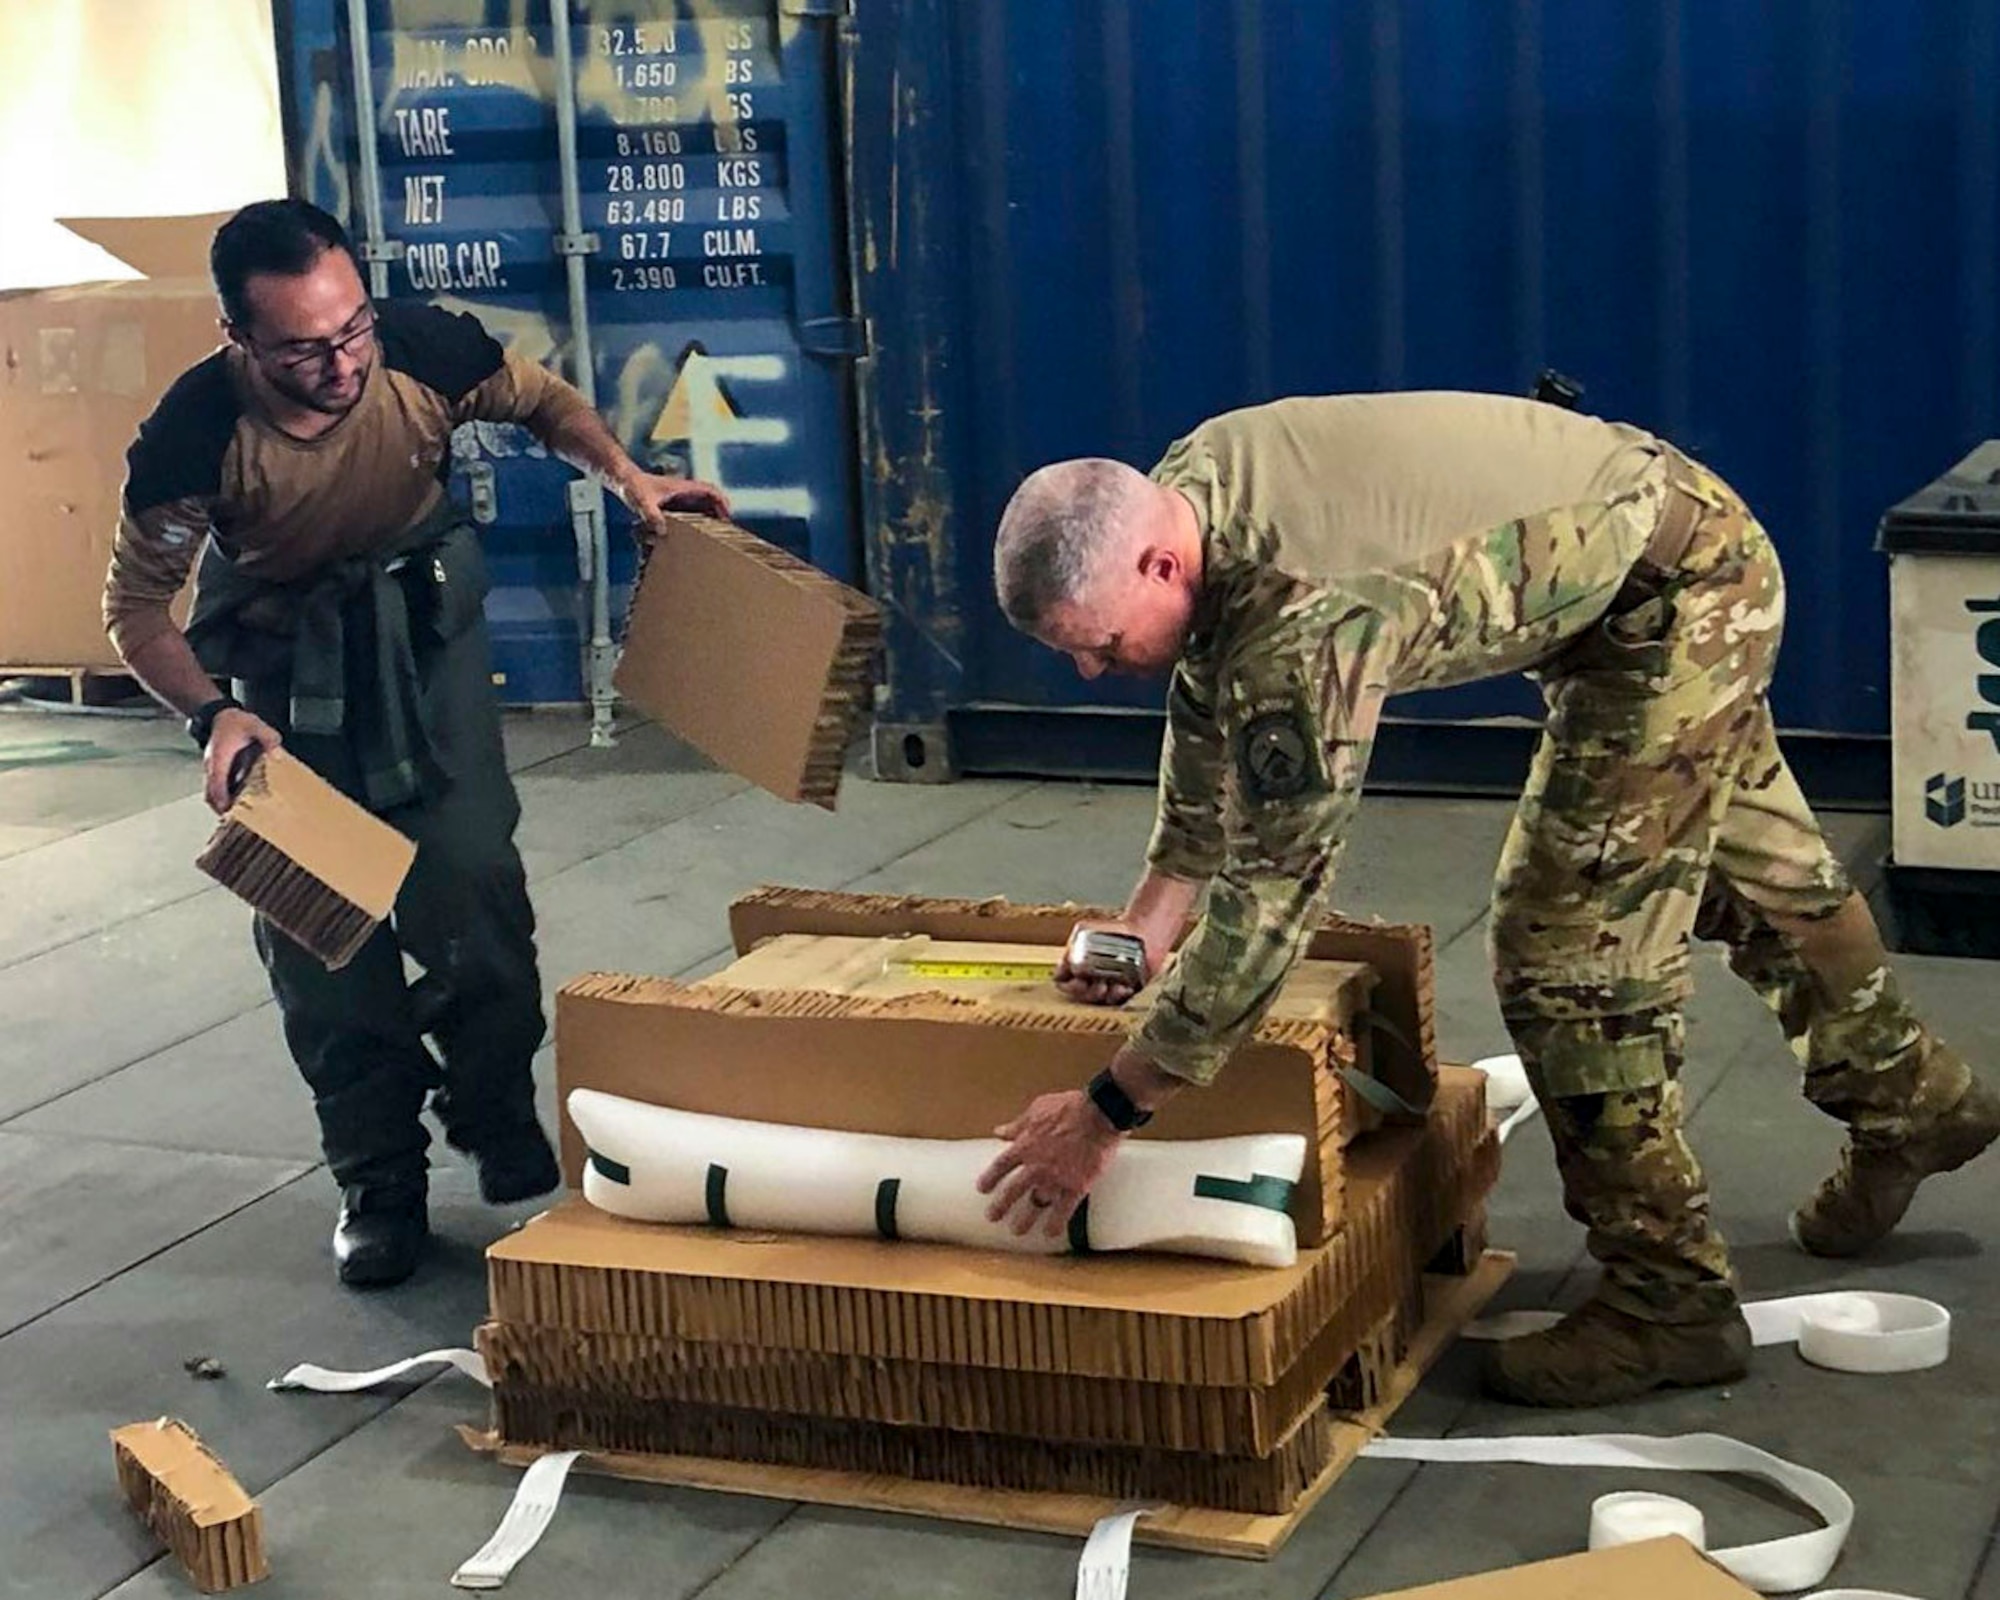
[1065,928,1150,990]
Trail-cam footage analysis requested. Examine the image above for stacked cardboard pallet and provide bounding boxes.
[471,890,1500,1541]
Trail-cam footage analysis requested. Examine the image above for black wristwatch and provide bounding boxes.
[1087,1067,1154,1132]
[186,695,243,750]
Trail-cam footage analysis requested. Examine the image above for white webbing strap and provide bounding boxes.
[1464,1290,1950,1374]
[1074,1508,1151,1600]
[267,1347,491,1392]
[450,1450,583,1589]
[1362,1430,1849,1592]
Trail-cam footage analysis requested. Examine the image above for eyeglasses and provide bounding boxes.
[252,306,378,372]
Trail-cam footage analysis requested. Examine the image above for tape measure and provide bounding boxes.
[894,958,1056,983]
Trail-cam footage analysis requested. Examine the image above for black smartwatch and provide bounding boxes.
[1087,1067,1153,1132]
[186,695,243,750]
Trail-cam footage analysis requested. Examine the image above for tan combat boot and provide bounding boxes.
[1481,1296,1752,1408]
[1791,1076,2000,1258]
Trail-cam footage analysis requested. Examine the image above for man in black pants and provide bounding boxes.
[103,199,727,1287]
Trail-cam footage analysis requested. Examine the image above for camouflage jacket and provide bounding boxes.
[1133,392,1672,1083]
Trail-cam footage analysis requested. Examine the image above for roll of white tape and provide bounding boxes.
[1802,1591,1929,1599]
[1742,1292,1951,1375]
[1471,1290,1951,1371]
[1588,1490,1707,1551]
[1808,1298,1885,1335]
[1363,1430,1851,1592]
[1799,1294,1948,1375]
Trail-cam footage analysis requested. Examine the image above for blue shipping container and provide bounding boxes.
[274,0,860,724]
[851,0,2000,792]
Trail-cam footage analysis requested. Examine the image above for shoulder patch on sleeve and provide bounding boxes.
[123,350,239,513]
[1235,704,1325,804]
[375,299,505,402]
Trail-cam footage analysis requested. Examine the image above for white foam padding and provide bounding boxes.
[567,1088,1307,1268]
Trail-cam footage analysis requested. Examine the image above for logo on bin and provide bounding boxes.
[1926,773,1967,828]
[1974,597,2000,755]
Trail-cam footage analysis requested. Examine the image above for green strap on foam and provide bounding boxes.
[1067,1196,1093,1255]
[586,1150,630,1185]
[874,1178,901,1241]
[1339,1065,1426,1118]
[704,1163,731,1228]
[1192,1172,1298,1212]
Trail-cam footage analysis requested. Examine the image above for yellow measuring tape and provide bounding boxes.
[894,958,1056,982]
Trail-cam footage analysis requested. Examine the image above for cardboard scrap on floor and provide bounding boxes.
[110,1417,269,1592]
[193,749,415,970]
[612,514,882,809]
[1356,1536,1756,1598]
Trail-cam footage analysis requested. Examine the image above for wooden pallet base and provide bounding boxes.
[1,666,147,707]
[461,1249,1513,1562]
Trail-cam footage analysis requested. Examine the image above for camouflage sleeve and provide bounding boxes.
[453,349,598,437]
[1145,654,1227,881]
[1133,579,1397,1084]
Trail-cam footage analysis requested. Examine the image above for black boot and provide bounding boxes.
[333,1184,428,1287]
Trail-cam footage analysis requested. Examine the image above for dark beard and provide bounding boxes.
[266,360,367,416]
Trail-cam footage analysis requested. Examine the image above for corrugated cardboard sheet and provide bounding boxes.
[194,749,416,969]
[700,932,1382,1151]
[727,886,1438,1116]
[707,931,1376,1041]
[482,1073,1489,1455]
[1357,1538,1755,1600]
[462,1256,1514,1560]
[554,974,1361,1245]
[612,514,881,809]
[492,1068,1491,1392]
[489,1386,1334,1514]
[110,1417,269,1593]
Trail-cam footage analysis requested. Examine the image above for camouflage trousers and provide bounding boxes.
[1489,453,1969,1324]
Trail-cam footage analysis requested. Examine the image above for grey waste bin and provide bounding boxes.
[1876,440,2000,957]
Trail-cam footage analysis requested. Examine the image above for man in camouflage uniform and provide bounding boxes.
[974,391,1999,1408]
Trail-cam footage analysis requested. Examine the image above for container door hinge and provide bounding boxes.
[782,0,849,17]
[554,231,601,257]
[799,315,867,359]
[357,238,405,263]
[566,476,605,583]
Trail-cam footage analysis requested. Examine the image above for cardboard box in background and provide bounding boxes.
[1357,1537,1756,1599]
[0,214,224,669]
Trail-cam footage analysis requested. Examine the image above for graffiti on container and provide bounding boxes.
[636,343,811,520]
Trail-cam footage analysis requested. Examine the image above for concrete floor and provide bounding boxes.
[2,702,1997,1599]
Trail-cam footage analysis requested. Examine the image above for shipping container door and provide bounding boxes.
[853,0,2000,786]
[276,0,858,706]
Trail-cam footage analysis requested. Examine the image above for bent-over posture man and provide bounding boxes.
[976,390,1997,1406]
[104,199,727,1287]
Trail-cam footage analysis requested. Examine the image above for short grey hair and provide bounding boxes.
[992,458,1153,630]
